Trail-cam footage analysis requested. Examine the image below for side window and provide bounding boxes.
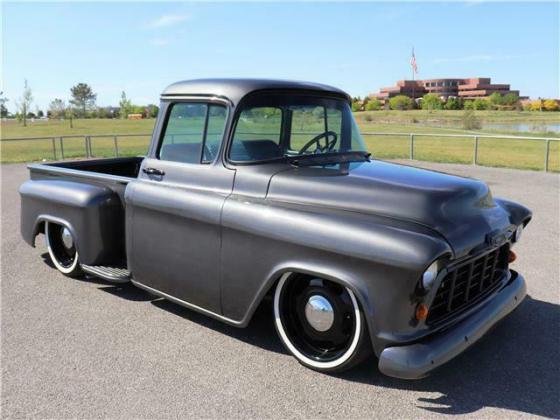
[204,105,227,163]
[230,107,282,162]
[159,103,227,164]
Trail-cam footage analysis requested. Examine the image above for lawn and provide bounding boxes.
[1,111,558,172]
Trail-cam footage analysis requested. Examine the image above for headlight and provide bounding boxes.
[421,261,439,291]
[514,224,523,243]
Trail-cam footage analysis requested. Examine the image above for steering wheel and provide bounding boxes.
[298,131,338,154]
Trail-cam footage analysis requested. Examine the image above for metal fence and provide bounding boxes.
[0,133,152,160]
[1,132,558,172]
[361,132,559,172]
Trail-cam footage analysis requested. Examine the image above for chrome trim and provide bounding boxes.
[61,227,73,249]
[305,295,335,332]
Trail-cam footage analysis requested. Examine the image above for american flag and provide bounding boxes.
[410,48,418,75]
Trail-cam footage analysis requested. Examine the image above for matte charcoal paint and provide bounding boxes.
[19,79,532,379]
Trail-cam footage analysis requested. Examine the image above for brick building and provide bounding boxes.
[373,77,523,101]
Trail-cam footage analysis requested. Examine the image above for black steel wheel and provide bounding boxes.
[45,222,83,278]
[274,274,371,372]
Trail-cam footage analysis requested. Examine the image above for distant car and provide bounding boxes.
[19,79,531,379]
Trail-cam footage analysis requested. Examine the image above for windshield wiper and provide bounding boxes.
[287,151,371,167]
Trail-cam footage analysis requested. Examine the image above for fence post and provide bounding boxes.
[84,136,89,158]
[544,139,550,172]
[473,136,479,165]
[87,136,93,158]
[409,134,414,160]
[59,137,65,160]
[51,137,57,160]
[113,135,119,157]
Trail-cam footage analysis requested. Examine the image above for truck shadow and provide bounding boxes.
[40,250,558,418]
[148,291,560,417]
[336,296,560,417]
[150,298,287,354]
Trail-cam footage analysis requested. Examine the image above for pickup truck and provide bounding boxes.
[20,79,531,379]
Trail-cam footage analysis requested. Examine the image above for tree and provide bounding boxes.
[65,106,74,128]
[502,93,519,107]
[365,98,382,111]
[543,99,559,111]
[351,100,362,112]
[0,91,8,117]
[488,93,504,109]
[119,91,133,119]
[15,80,33,126]
[147,104,159,118]
[48,98,66,119]
[389,95,412,110]
[70,83,97,117]
[421,93,443,111]
[37,110,44,118]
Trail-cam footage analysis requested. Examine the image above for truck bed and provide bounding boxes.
[32,156,144,179]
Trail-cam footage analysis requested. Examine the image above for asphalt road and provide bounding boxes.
[2,161,559,419]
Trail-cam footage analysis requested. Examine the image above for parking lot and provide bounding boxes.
[2,161,559,418]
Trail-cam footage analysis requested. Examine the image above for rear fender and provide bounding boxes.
[19,180,124,265]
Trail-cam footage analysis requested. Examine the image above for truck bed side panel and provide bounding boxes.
[20,180,124,265]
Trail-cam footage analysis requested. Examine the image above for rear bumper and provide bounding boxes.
[378,270,526,380]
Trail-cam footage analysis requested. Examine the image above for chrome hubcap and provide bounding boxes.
[304,295,334,332]
[61,227,73,249]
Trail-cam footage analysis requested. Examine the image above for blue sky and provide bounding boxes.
[2,1,559,112]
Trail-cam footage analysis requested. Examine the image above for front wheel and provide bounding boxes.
[45,222,83,278]
[273,274,371,373]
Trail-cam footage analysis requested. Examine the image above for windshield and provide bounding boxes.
[229,94,367,163]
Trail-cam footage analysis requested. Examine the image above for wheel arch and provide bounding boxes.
[31,215,80,252]
[238,262,379,351]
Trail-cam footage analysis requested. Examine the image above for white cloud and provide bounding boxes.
[433,53,540,64]
[147,13,190,29]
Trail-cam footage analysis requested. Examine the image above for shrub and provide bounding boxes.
[462,109,481,130]
[365,98,382,111]
[473,98,489,110]
[463,100,474,110]
[529,100,543,111]
[445,96,463,110]
[351,100,362,112]
[421,94,443,111]
[502,93,520,107]
[363,113,374,122]
[389,95,412,110]
[543,99,559,111]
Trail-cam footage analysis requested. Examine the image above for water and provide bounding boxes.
[483,123,560,133]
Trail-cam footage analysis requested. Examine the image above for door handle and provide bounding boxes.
[142,167,165,176]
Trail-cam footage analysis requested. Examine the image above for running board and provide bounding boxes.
[81,264,131,283]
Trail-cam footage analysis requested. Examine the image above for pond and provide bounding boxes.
[483,123,560,133]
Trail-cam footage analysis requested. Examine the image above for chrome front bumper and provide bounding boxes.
[378,271,526,380]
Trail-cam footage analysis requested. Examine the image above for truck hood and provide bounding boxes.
[266,160,516,257]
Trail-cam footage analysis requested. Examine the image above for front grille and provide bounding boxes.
[427,245,509,325]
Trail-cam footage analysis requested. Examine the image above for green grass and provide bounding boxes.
[1,112,558,172]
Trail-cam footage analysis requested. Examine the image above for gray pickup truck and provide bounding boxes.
[20,79,531,379]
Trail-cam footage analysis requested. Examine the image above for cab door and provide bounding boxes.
[126,101,234,314]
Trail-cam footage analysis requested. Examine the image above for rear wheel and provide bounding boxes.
[273,274,371,373]
[45,222,83,278]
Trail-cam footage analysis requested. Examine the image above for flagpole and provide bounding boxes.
[411,47,415,106]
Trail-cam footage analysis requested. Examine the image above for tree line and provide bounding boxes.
[1,81,160,127]
[352,93,559,112]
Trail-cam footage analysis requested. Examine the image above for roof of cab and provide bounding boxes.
[161,78,351,105]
